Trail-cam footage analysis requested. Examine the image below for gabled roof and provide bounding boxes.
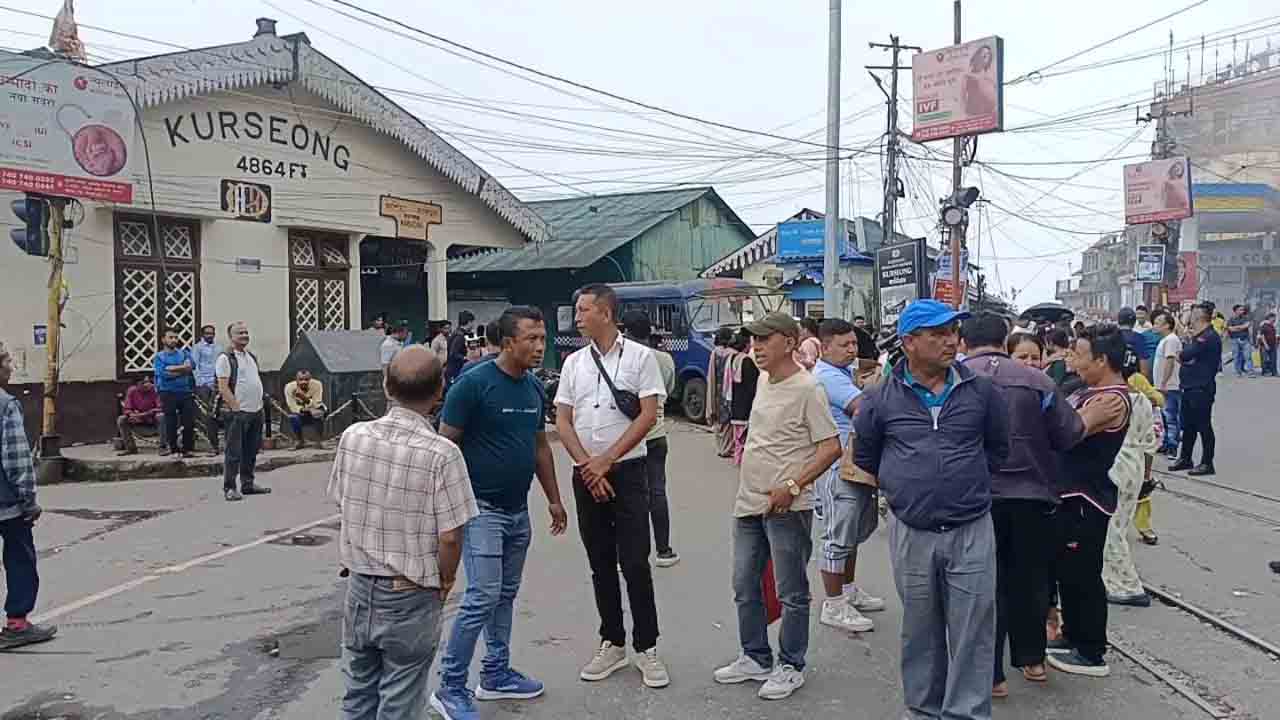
[448,187,752,273]
[100,22,548,242]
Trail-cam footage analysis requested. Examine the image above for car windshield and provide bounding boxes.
[687,296,748,333]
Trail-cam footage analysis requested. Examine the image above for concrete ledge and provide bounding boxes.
[57,444,335,484]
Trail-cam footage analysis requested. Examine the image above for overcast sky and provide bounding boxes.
[3,0,1273,306]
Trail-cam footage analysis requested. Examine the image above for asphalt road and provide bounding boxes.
[2,414,1273,719]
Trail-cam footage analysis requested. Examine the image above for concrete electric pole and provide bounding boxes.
[823,0,842,319]
[950,0,965,309]
[868,36,921,252]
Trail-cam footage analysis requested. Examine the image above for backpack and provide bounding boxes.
[215,349,259,414]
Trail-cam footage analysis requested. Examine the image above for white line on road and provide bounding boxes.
[31,513,340,624]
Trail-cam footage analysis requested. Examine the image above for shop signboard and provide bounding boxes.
[379,195,442,241]
[1136,244,1166,283]
[876,238,926,327]
[1123,157,1193,225]
[911,36,1005,142]
[0,54,136,202]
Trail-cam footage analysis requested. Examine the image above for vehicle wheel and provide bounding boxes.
[681,378,707,424]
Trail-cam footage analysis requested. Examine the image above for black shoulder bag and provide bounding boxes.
[590,343,643,420]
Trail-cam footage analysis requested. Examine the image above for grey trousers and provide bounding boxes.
[889,512,997,720]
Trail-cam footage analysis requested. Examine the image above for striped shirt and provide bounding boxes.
[327,406,478,589]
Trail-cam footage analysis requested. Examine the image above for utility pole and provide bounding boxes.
[823,0,842,319]
[868,36,921,250]
[41,198,66,481]
[950,0,965,309]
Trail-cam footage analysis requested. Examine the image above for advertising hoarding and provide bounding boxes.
[0,54,136,202]
[1136,244,1166,283]
[1123,157,1192,225]
[776,219,852,260]
[876,239,926,327]
[911,36,1004,143]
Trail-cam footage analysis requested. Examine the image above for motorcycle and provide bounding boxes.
[533,368,560,425]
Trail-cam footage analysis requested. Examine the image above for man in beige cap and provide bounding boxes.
[713,313,841,702]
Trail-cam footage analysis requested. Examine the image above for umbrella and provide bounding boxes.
[1020,302,1074,325]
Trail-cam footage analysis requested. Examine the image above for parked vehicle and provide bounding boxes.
[532,367,560,424]
[553,279,785,422]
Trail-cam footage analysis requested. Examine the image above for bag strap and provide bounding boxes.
[590,343,623,398]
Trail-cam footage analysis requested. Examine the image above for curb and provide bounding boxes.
[58,450,336,485]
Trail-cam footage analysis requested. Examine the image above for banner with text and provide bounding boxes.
[1136,243,1166,283]
[911,36,1004,143]
[1123,157,1192,225]
[876,239,926,328]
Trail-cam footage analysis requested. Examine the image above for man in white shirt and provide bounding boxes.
[215,321,270,501]
[381,324,408,376]
[1152,310,1182,458]
[554,284,669,690]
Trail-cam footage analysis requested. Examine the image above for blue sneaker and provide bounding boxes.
[475,668,545,700]
[429,687,479,720]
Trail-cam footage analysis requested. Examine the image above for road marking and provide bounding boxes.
[32,514,340,624]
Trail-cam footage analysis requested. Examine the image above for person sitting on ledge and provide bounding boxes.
[116,375,161,457]
[285,369,326,451]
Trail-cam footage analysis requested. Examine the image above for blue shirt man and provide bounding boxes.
[431,307,567,718]
[153,330,196,456]
[191,328,222,389]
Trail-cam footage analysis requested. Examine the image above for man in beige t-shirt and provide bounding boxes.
[713,313,841,702]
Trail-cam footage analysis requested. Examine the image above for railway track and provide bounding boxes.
[1151,468,1280,529]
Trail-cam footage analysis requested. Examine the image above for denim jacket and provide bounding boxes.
[854,360,1009,531]
[0,389,36,521]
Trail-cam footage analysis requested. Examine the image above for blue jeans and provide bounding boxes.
[732,511,813,671]
[438,504,532,690]
[1162,389,1182,452]
[341,573,444,720]
[1233,336,1254,376]
[1,517,38,619]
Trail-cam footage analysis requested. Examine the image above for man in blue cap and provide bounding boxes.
[854,299,1010,720]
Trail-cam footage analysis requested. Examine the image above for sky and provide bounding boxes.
[2,0,1276,307]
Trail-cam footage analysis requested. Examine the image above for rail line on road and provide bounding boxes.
[1152,468,1280,529]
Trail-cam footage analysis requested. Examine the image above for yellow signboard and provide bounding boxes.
[1195,196,1265,213]
[379,195,442,240]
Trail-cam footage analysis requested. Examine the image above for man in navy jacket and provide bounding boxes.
[855,300,1009,720]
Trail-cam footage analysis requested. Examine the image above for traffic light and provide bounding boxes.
[10,196,48,256]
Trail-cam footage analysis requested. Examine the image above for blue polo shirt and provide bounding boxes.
[812,359,861,442]
[441,359,546,512]
[902,365,957,422]
[153,348,194,394]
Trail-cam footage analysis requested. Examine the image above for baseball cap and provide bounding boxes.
[897,299,970,336]
[743,312,800,339]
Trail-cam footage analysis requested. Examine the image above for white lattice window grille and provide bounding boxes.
[164,271,198,346]
[295,278,320,337]
[323,279,346,330]
[121,268,159,373]
[119,221,153,257]
[162,225,194,259]
[320,244,349,268]
[291,237,317,267]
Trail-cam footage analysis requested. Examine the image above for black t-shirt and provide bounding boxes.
[730,357,759,422]
[1228,314,1252,340]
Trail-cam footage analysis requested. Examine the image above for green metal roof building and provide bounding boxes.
[447,187,756,365]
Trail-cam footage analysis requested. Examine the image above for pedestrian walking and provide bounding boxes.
[154,328,197,458]
[706,327,736,458]
[1048,324,1133,678]
[1258,312,1277,376]
[1103,373,1160,608]
[430,307,567,720]
[854,300,1010,720]
[1171,304,1222,476]
[961,313,1088,698]
[329,346,476,720]
[216,322,271,501]
[1228,304,1255,377]
[810,318,883,635]
[192,324,222,454]
[713,312,840,701]
[621,310,680,568]
[728,330,758,466]
[553,284,669,689]
[0,344,56,651]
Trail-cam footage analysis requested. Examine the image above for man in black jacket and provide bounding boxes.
[1171,303,1222,476]
[446,310,476,385]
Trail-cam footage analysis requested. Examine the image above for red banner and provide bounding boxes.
[0,166,131,202]
[1167,251,1199,304]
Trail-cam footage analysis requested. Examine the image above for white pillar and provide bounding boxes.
[426,240,449,322]
[1179,215,1200,252]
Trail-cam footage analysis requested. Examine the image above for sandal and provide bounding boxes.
[1023,664,1048,682]
[992,681,1009,698]
[1139,530,1159,546]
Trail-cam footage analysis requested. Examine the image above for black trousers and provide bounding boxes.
[1,517,38,619]
[645,437,672,554]
[992,499,1055,682]
[1179,385,1216,466]
[1052,497,1110,662]
[160,391,195,454]
[223,411,263,492]
[573,457,659,652]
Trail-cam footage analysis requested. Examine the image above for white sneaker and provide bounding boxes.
[820,598,874,632]
[713,654,772,684]
[579,641,628,681]
[758,664,805,700]
[847,587,886,613]
[635,647,670,688]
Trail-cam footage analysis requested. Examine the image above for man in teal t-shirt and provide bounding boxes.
[431,306,568,719]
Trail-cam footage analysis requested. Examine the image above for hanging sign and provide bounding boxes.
[379,195,442,241]
[911,36,1005,142]
[1136,244,1166,283]
[876,238,926,327]
[1123,157,1193,225]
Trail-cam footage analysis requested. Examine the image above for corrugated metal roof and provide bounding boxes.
[448,187,721,273]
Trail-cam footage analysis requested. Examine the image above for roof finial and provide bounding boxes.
[48,0,87,61]
[255,17,278,38]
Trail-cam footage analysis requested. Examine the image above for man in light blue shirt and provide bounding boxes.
[811,318,884,634]
[191,324,223,453]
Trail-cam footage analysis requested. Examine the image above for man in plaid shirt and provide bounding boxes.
[328,345,477,720]
[0,344,57,650]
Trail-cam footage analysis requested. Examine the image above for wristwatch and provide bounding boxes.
[784,479,801,497]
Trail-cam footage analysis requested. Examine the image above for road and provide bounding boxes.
[1,407,1275,719]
